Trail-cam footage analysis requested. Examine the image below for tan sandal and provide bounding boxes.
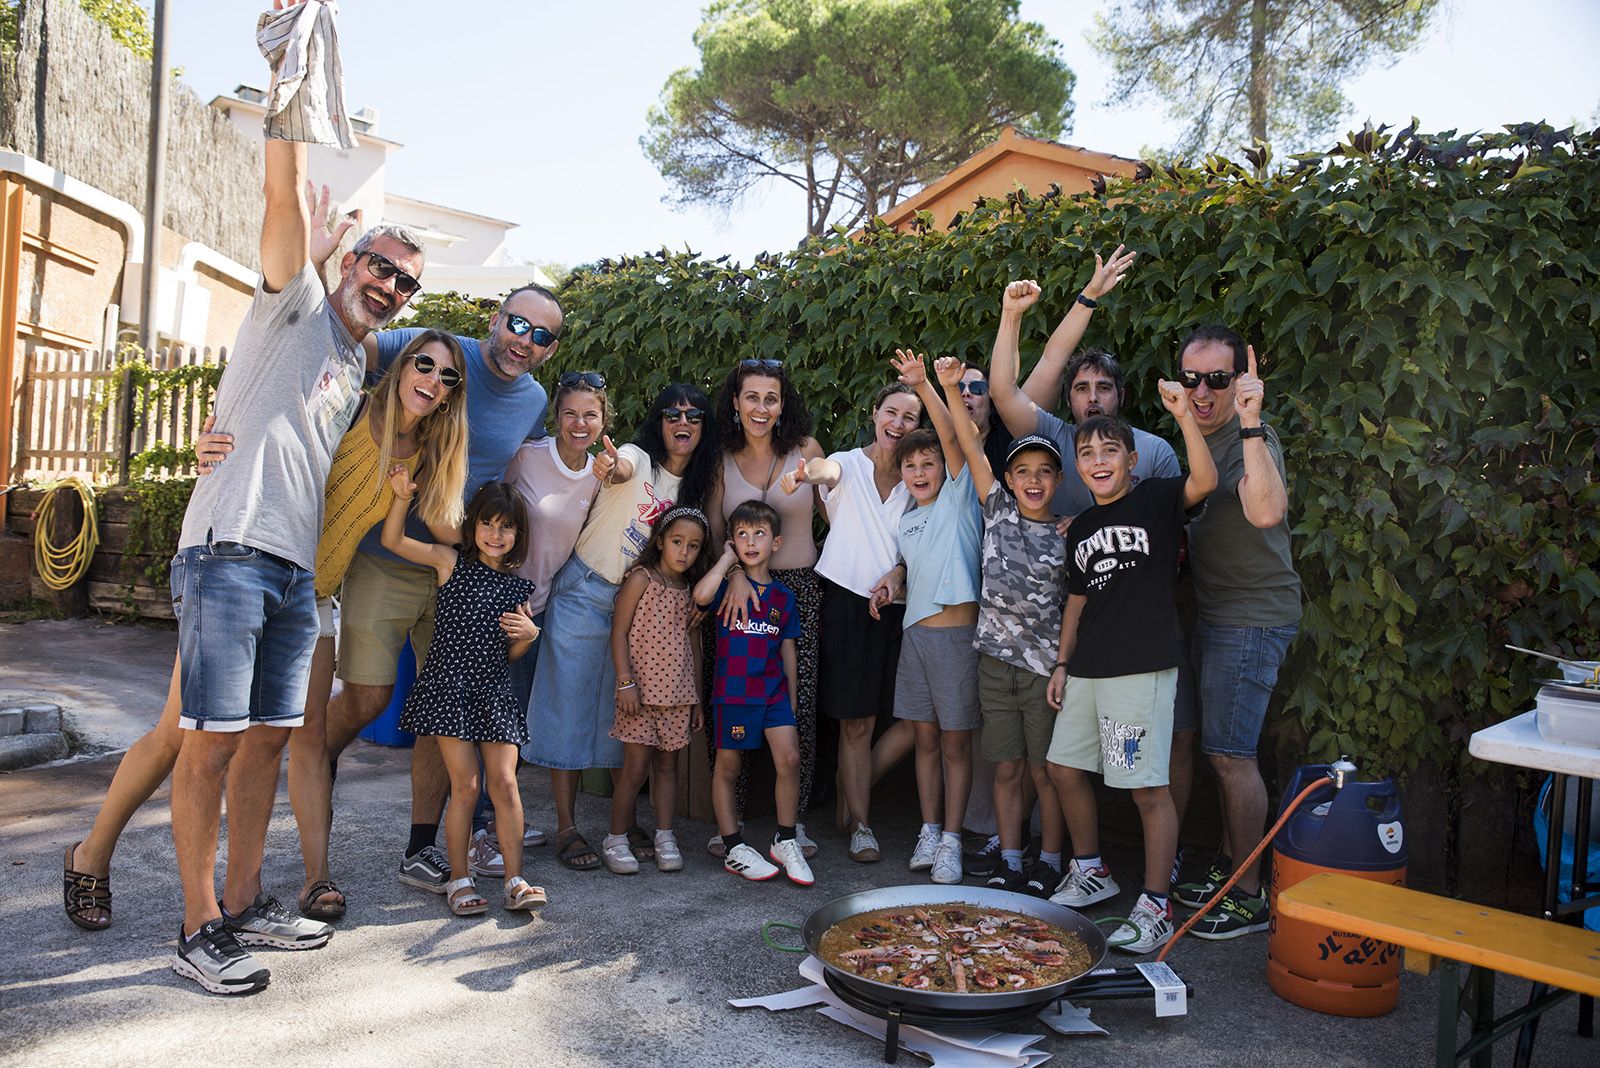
[503,876,547,911]
[445,877,488,916]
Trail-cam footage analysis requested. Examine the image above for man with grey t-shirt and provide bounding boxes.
[166,117,425,992]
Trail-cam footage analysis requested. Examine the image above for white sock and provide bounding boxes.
[1002,849,1024,871]
[1039,850,1062,871]
[1075,853,1104,871]
[941,831,961,847]
[921,822,942,836]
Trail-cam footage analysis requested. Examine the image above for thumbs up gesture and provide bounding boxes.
[593,434,620,483]
[778,454,810,495]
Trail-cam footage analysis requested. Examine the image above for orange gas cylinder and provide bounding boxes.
[1267,764,1406,1017]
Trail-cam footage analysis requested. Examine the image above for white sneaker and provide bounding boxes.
[1110,893,1175,954]
[724,842,778,881]
[601,833,640,875]
[655,830,684,872]
[794,822,819,859]
[769,836,815,886]
[909,825,941,871]
[849,825,881,863]
[469,828,505,878]
[930,838,963,885]
[1049,859,1120,908]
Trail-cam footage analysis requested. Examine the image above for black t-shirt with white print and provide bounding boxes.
[1064,476,1188,678]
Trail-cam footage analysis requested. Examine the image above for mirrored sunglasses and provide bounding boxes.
[504,313,559,347]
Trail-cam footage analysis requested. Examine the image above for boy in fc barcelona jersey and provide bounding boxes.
[693,500,809,886]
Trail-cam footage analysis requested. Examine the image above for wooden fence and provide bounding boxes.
[9,345,225,484]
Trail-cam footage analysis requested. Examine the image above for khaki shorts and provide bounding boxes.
[336,552,436,686]
[1047,668,1177,789]
[976,653,1054,766]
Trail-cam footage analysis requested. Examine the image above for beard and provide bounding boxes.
[337,281,403,335]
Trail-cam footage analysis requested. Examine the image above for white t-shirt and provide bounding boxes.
[815,448,910,598]
[507,438,600,615]
[573,443,683,584]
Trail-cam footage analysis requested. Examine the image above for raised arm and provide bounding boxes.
[693,542,740,608]
[1234,346,1288,528]
[937,356,995,500]
[260,140,310,293]
[380,464,456,582]
[1021,246,1138,408]
[988,281,1044,438]
[778,455,841,496]
[1157,378,1219,509]
[890,349,966,478]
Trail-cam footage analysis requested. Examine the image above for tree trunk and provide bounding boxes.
[1248,0,1270,149]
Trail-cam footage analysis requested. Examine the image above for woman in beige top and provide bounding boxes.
[704,359,825,851]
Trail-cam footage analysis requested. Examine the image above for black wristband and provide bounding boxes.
[1051,662,1068,673]
[1075,293,1098,310]
[1238,426,1267,440]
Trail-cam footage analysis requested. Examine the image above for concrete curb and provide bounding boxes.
[0,702,69,770]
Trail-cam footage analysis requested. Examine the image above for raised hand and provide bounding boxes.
[933,356,965,389]
[305,181,357,268]
[388,462,417,500]
[1157,376,1191,420]
[890,348,928,387]
[1234,345,1264,425]
[194,413,233,475]
[1002,279,1041,314]
[778,455,809,495]
[1082,244,1138,300]
[592,434,619,482]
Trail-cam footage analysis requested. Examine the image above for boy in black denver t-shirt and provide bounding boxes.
[1043,381,1217,954]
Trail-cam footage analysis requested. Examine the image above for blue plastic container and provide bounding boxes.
[357,638,417,748]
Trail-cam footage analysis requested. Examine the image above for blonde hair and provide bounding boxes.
[370,331,469,532]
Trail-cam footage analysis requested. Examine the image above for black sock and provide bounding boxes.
[407,823,438,857]
[776,824,796,842]
[722,831,746,852]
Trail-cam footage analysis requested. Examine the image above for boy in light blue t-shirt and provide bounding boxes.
[869,351,983,885]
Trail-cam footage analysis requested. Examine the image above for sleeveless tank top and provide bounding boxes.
[720,446,818,569]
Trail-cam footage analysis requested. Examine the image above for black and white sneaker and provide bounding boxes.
[966,834,1002,879]
[221,893,332,950]
[172,919,270,996]
[984,866,1028,893]
[398,844,450,893]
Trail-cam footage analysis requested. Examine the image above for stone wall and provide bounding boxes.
[2,0,263,269]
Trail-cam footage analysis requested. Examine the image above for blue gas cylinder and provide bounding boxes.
[1267,763,1406,1016]
[357,638,417,748]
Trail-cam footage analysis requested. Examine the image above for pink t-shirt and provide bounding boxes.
[506,438,600,615]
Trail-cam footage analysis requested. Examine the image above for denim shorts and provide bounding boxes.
[1189,622,1298,758]
[170,540,318,732]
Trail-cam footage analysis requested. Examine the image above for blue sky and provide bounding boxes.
[163,1,1600,268]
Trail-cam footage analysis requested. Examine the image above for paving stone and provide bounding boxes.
[0,709,24,736]
[22,705,63,733]
[0,732,68,771]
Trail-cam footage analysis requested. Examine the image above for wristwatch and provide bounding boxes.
[1075,293,1098,310]
[1238,426,1267,440]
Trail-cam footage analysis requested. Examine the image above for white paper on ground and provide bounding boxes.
[1036,1000,1107,1036]
[1134,961,1188,1018]
[729,984,830,1011]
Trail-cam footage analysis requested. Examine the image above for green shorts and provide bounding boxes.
[976,653,1054,766]
[336,552,436,687]
[1047,669,1177,789]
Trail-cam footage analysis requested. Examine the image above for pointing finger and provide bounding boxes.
[1247,345,1258,378]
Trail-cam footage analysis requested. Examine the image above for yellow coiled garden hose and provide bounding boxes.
[34,478,98,591]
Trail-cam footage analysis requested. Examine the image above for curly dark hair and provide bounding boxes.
[632,383,721,510]
[715,360,814,455]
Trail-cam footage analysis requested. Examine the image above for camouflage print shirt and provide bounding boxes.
[974,483,1069,676]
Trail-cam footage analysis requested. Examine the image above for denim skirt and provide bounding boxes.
[525,554,624,770]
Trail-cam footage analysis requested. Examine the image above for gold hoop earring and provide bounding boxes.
[438,400,450,414]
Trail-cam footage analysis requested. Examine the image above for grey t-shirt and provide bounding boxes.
[974,482,1069,677]
[1186,416,1302,628]
[178,263,362,571]
[1034,407,1181,517]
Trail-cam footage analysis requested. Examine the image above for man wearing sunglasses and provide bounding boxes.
[317,281,562,893]
[162,8,427,995]
[1166,325,1300,941]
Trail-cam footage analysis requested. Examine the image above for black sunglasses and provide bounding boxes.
[663,407,705,425]
[740,358,784,372]
[558,371,606,389]
[958,380,990,396]
[504,313,559,348]
[362,251,421,297]
[1178,368,1241,390]
[410,352,461,389]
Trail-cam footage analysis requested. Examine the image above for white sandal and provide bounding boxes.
[503,876,547,910]
[445,876,488,916]
[601,833,640,875]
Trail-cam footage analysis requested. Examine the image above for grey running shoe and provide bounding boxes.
[399,844,450,893]
[221,893,332,950]
[172,919,270,996]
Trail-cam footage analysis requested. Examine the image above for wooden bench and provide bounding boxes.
[1277,872,1600,1067]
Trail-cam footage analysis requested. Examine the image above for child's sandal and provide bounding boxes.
[445,876,488,916]
[504,876,547,911]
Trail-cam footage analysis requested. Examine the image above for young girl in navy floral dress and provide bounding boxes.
[383,470,543,916]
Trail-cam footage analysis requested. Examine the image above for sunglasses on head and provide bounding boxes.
[740,358,784,372]
[958,380,989,396]
[558,371,606,389]
[504,313,559,348]
[362,251,421,297]
[1178,368,1241,390]
[410,352,460,389]
[663,407,705,425]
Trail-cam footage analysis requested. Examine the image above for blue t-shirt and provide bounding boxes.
[711,577,800,705]
[1034,407,1180,518]
[898,464,982,628]
[356,328,549,562]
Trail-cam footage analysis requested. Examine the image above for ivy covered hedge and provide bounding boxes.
[526,122,1597,778]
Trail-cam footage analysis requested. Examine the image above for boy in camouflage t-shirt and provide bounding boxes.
[938,354,1071,898]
